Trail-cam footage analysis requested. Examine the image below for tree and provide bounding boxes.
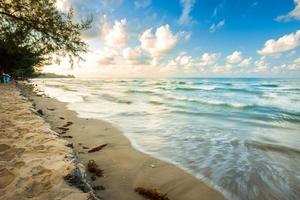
[0,0,92,76]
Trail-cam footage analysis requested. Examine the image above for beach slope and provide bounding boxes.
[0,84,97,200]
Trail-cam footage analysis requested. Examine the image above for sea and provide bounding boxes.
[32,78,300,200]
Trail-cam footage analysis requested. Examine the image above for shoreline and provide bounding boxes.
[19,82,226,200]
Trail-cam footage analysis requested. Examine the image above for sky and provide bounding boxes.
[44,0,300,77]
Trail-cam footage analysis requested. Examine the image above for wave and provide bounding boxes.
[226,88,263,95]
[174,86,216,91]
[125,89,158,95]
[118,111,151,116]
[259,84,279,88]
[148,100,164,105]
[100,94,133,104]
[245,140,300,154]
[165,96,255,109]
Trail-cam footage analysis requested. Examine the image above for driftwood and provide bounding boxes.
[88,144,107,153]
[134,187,170,200]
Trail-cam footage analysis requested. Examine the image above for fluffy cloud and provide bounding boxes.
[178,0,196,25]
[134,0,152,9]
[93,48,118,65]
[276,0,300,21]
[287,57,300,70]
[258,30,300,55]
[140,24,177,57]
[254,58,269,72]
[226,51,243,64]
[122,47,148,64]
[163,54,194,73]
[197,53,218,66]
[209,20,225,33]
[240,57,252,67]
[105,19,128,47]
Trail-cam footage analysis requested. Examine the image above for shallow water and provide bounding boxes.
[33,78,300,200]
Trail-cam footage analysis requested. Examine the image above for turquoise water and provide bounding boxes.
[33,78,300,200]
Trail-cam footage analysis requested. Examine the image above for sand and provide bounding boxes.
[0,84,98,200]
[17,81,227,200]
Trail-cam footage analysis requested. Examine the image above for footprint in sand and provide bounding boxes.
[0,146,25,161]
[0,168,15,189]
[24,166,54,198]
[0,144,11,152]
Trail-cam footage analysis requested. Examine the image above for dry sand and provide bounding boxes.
[18,81,226,200]
[0,84,98,200]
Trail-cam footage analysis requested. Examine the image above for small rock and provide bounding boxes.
[37,109,43,115]
[66,142,74,148]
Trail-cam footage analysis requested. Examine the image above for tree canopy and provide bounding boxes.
[0,0,91,77]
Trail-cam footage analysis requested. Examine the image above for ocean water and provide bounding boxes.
[32,78,300,200]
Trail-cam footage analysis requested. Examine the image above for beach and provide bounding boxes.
[12,82,226,200]
[0,84,98,200]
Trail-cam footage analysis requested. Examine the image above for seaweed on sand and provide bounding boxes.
[63,121,73,127]
[87,160,103,177]
[134,187,170,200]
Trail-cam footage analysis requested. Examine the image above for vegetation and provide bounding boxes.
[0,0,91,78]
[32,73,75,78]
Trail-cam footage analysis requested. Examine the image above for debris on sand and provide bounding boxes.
[58,127,69,131]
[47,108,55,111]
[87,160,103,177]
[37,109,43,115]
[62,136,73,139]
[88,144,107,153]
[134,187,170,200]
[92,185,105,191]
[82,146,89,150]
[63,121,73,127]
[59,117,65,120]
[91,175,96,181]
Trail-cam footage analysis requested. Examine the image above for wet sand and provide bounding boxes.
[19,82,226,200]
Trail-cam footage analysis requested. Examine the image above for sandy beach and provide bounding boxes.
[14,82,227,200]
[0,84,99,200]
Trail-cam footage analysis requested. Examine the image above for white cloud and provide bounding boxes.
[140,24,177,57]
[134,0,151,8]
[105,19,128,47]
[226,51,243,64]
[197,53,219,66]
[56,0,71,12]
[258,30,300,55]
[209,20,225,33]
[178,0,196,25]
[163,54,194,73]
[122,47,148,64]
[240,57,252,67]
[254,58,269,72]
[95,48,118,65]
[287,57,300,70]
[276,0,300,21]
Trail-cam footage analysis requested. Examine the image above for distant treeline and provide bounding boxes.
[0,0,91,78]
[32,73,75,79]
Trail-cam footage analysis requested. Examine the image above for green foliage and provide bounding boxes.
[32,73,75,78]
[0,0,91,76]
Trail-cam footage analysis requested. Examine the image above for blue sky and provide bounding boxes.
[48,0,300,77]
